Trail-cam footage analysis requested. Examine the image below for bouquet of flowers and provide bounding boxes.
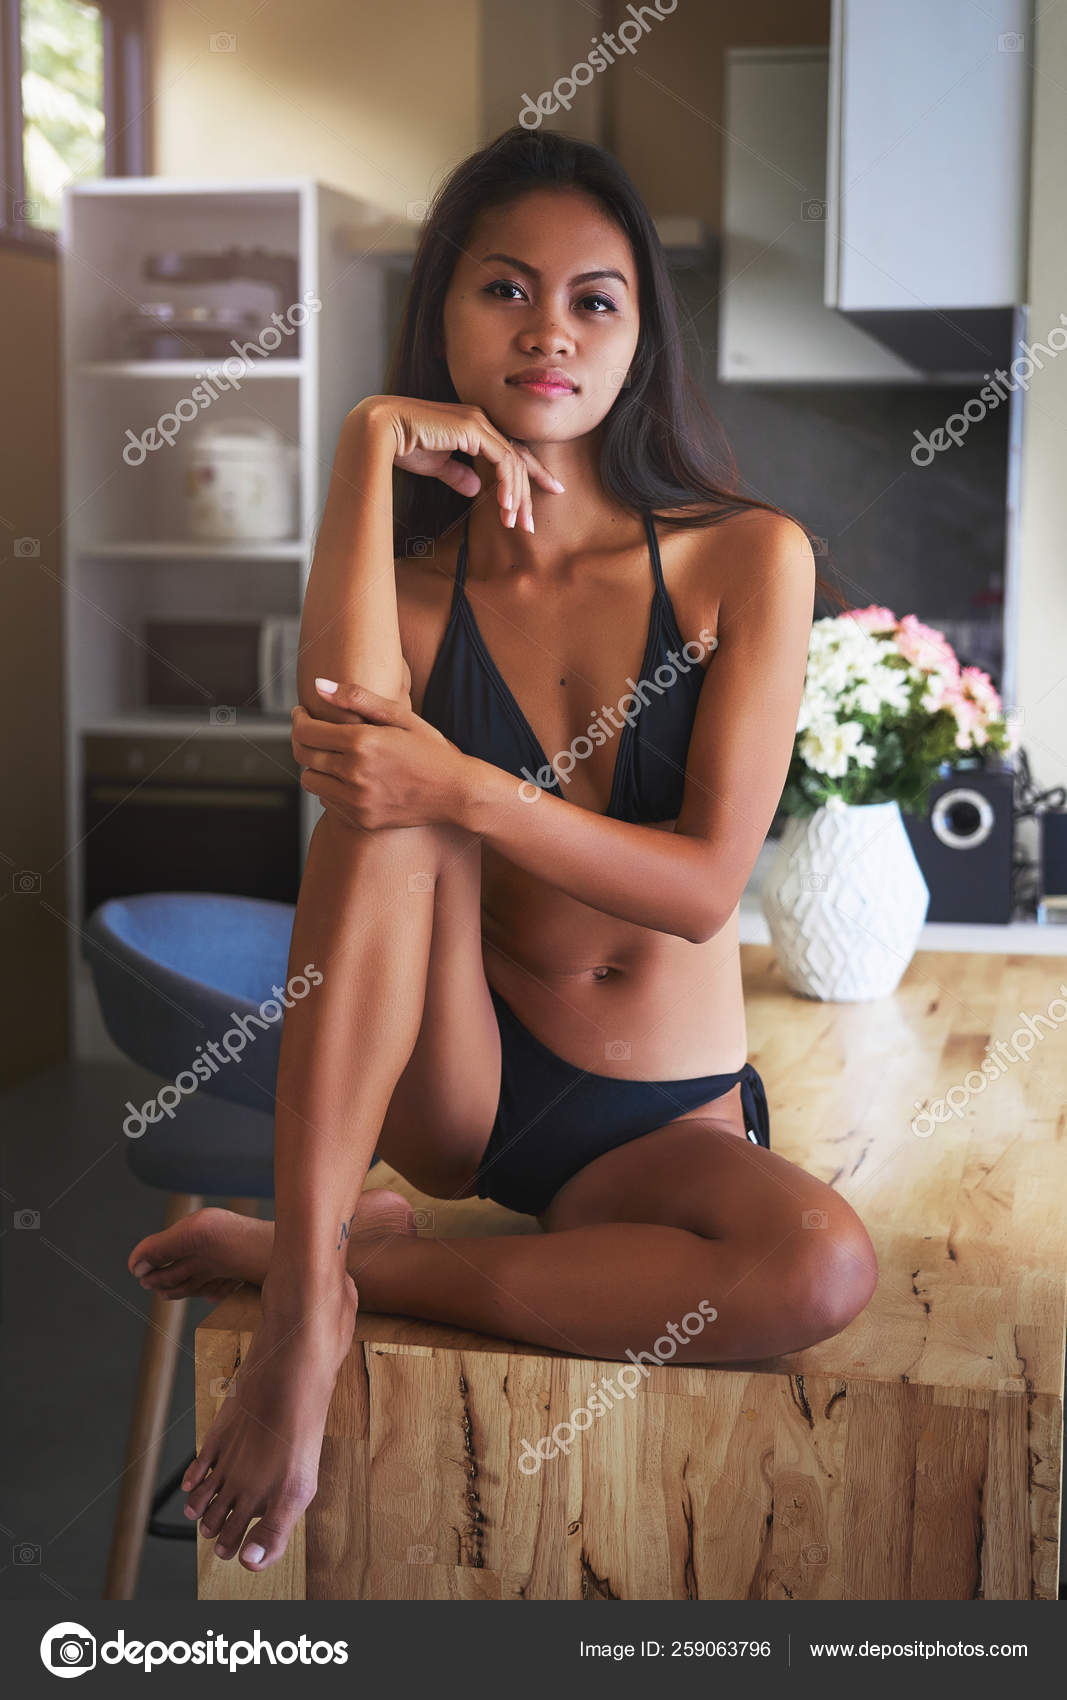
[779,606,1016,819]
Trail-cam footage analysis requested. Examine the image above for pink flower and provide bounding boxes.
[896,613,960,678]
[846,605,898,633]
[950,693,988,749]
[958,665,1002,717]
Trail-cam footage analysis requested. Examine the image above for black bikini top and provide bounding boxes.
[420,509,710,823]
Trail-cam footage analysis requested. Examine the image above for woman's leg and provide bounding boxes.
[337,1119,878,1363]
[174,806,503,1572]
[140,1114,877,1366]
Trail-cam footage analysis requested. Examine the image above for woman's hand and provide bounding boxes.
[292,678,469,832]
[351,394,565,534]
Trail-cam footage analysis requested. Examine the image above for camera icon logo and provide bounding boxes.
[13,870,41,894]
[15,1209,40,1230]
[209,705,236,726]
[405,536,435,558]
[40,1622,96,1677]
[604,1039,631,1061]
[14,536,40,556]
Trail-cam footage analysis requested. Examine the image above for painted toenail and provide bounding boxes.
[243,1543,265,1564]
[133,1260,151,1276]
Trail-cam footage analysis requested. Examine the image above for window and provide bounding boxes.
[1,0,145,249]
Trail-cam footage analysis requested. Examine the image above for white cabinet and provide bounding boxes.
[60,177,391,1057]
[718,48,917,384]
[824,0,1032,374]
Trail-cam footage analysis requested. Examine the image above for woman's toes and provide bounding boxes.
[238,1505,300,1571]
[198,1494,234,1541]
[141,1260,189,1290]
[184,1469,222,1519]
[214,1506,254,1560]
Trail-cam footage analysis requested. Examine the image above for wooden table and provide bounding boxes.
[196,946,1066,1600]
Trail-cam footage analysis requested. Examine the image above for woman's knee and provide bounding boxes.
[780,1205,879,1339]
[312,807,474,870]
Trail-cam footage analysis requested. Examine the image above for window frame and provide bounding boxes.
[0,0,146,255]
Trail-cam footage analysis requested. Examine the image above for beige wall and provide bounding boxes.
[1015,6,1067,788]
[149,0,828,225]
[149,0,481,210]
[0,243,68,1085]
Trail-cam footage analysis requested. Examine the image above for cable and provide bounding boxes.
[1011,747,1066,916]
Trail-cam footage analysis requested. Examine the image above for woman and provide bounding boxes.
[128,127,878,1575]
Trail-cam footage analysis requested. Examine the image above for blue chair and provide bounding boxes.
[83,891,377,1598]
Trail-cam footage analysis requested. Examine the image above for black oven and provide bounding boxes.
[83,732,301,913]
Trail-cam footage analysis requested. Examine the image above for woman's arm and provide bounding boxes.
[293,511,815,940]
[456,512,816,942]
[296,401,407,713]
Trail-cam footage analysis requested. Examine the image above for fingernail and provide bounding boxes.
[315,678,338,694]
[133,1260,150,1277]
[524,514,535,533]
[243,1543,265,1565]
[181,1474,193,1491]
[552,478,565,491]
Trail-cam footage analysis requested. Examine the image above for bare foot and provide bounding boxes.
[183,1276,361,1570]
[127,1189,417,1301]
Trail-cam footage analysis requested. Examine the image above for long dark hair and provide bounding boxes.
[384,124,845,610]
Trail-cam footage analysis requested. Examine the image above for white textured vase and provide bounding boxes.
[759,800,930,1001]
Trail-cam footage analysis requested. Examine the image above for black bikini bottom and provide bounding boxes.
[474,984,771,1218]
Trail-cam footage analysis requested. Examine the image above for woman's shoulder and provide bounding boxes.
[655,504,813,632]
[657,503,812,576]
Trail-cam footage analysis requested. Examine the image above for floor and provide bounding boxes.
[2,1058,274,1601]
[4,1056,1065,1602]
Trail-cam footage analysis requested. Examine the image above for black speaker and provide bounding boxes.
[1040,810,1067,914]
[902,763,1015,923]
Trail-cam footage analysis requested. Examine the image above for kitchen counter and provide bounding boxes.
[741,839,1067,955]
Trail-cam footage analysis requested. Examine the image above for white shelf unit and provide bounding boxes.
[60,177,392,1059]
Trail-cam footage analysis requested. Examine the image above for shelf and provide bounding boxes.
[79,540,308,560]
[81,712,294,737]
[62,177,389,1058]
[77,359,304,379]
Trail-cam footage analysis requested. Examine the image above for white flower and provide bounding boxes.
[800,719,869,778]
